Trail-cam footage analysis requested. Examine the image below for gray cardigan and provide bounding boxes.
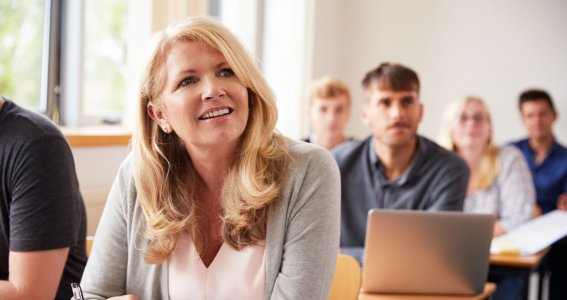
[81,139,341,300]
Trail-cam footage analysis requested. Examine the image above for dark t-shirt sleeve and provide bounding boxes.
[9,135,83,251]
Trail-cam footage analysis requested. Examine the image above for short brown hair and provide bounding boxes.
[362,62,420,93]
[308,76,351,107]
[519,89,555,112]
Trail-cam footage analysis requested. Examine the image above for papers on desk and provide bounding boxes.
[491,210,567,256]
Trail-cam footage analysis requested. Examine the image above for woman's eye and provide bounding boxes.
[218,68,235,77]
[180,76,197,87]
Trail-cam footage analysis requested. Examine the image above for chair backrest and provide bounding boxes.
[86,236,94,257]
[328,254,361,300]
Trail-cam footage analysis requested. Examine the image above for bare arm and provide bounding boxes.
[0,248,69,300]
[493,221,507,237]
[557,193,567,211]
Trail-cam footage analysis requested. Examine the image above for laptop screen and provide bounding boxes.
[362,209,495,295]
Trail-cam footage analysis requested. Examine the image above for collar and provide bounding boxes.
[368,136,421,186]
[525,138,560,157]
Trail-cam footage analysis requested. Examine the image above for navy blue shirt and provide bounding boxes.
[332,136,469,250]
[511,139,567,214]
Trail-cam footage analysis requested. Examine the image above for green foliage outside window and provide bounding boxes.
[83,0,128,117]
[0,0,44,109]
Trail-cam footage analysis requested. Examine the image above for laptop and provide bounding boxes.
[362,209,495,295]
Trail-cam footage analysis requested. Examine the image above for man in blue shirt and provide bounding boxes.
[333,63,469,262]
[511,89,567,300]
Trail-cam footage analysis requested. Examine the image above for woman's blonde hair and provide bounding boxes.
[438,96,501,190]
[132,17,288,263]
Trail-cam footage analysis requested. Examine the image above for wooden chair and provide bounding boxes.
[328,254,362,300]
[86,236,94,257]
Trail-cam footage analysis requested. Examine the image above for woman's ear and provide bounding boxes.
[147,102,172,133]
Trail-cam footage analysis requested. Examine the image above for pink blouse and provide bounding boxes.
[168,233,266,300]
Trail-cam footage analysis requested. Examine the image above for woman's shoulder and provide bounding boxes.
[115,153,134,183]
[280,138,339,186]
[108,153,138,209]
[279,137,341,208]
[497,145,531,180]
[499,144,526,164]
[286,137,337,168]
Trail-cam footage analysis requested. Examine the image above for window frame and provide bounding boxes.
[24,0,234,128]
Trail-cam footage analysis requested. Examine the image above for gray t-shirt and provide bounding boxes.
[0,99,87,300]
[332,136,469,260]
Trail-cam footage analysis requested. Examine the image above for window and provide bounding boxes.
[217,0,313,139]
[0,0,236,128]
[62,0,131,126]
[82,0,129,121]
[0,0,130,125]
[0,0,45,110]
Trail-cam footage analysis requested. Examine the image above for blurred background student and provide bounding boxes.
[438,96,535,300]
[511,89,567,300]
[303,76,351,150]
[335,63,469,263]
[439,96,535,235]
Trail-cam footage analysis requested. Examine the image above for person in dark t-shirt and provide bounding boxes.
[0,96,87,300]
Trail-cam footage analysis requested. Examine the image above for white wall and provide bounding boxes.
[262,0,314,139]
[72,146,129,235]
[310,0,567,145]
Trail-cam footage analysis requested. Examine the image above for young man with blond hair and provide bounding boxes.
[304,76,351,150]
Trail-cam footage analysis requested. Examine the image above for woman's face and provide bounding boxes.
[150,40,249,153]
[452,101,491,150]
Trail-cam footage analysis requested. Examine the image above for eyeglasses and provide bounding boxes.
[458,114,489,125]
[71,282,84,300]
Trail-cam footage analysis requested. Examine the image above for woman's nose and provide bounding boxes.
[202,77,226,100]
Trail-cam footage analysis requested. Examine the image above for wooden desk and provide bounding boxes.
[489,248,549,268]
[359,282,496,300]
[488,248,549,300]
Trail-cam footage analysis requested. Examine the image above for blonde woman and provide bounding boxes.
[80,18,340,300]
[438,96,535,237]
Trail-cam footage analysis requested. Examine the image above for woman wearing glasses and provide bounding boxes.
[438,96,535,236]
[438,96,536,300]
